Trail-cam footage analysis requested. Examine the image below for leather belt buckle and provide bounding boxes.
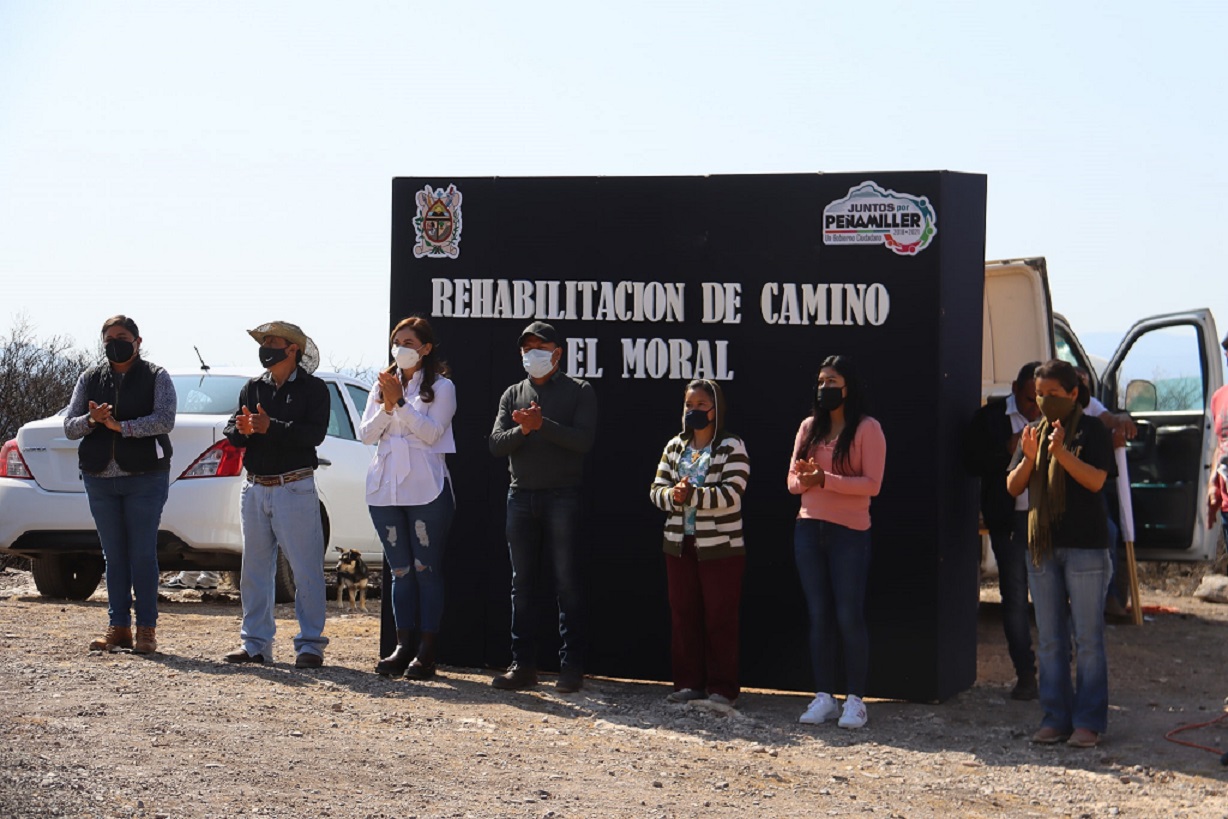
[246,468,313,487]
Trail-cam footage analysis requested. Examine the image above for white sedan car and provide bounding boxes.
[0,368,382,602]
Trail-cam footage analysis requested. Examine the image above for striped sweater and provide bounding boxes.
[649,432,750,560]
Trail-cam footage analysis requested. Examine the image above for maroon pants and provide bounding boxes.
[665,537,745,700]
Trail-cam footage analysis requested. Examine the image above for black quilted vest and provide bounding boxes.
[78,359,173,474]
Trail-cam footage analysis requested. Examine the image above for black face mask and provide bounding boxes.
[105,339,135,364]
[817,386,845,412]
[684,409,712,431]
[258,345,289,368]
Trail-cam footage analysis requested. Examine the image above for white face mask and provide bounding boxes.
[392,345,420,370]
[522,348,556,378]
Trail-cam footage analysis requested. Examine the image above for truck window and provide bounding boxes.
[1113,325,1204,412]
[1055,324,1092,376]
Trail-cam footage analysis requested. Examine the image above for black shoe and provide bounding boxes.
[222,648,266,664]
[294,651,324,669]
[375,648,413,676]
[1011,675,1038,701]
[556,667,584,693]
[491,664,537,690]
[375,629,416,676]
[403,659,437,681]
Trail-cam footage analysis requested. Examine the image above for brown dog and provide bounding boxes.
[335,549,370,612]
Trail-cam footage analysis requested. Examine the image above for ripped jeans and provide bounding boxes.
[368,482,454,633]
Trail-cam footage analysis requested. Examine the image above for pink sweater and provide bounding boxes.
[787,416,886,531]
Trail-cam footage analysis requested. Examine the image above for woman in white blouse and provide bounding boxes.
[360,317,456,679]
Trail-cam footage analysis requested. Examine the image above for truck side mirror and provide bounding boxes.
[1125,379,1157,412]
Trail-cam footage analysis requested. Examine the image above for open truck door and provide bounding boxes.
[982,258,1054,402]
[1101,309,1224,561]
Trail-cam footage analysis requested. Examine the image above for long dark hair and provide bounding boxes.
[680,379,726,441]
[387,316,450,404]
[795,355,869,474]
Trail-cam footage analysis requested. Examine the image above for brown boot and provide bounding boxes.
[404,632,438,681]
[375,629,415,676]
[89,625,133,652]
[133,626,157,655]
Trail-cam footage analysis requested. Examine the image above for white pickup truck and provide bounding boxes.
[983,258,1223,561]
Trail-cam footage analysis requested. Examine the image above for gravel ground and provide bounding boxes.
[3,567,1228,819]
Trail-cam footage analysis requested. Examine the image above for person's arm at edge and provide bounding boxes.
[223,381,253,446]
[786,419,811,495]
[63,373,93,440]
[489,386,526,457]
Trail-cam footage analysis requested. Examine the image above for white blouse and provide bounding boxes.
[359,370,456,507]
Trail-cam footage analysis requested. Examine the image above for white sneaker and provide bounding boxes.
[192,571,221,590]
[707,693,738,708]
[799,693,840,724]
[838,695,867,729]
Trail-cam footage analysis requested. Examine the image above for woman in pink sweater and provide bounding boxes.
[788,355,886,729]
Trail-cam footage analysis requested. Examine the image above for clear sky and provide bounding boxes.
[2,1,1225,373]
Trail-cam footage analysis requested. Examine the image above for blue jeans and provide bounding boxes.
[989,511,1036,679]
[1027,547,1111,734]
[505,487,585,671]
[793,519,872,696]
[83,471,170,628]
[369,482,454,633]
[239,476,329,659]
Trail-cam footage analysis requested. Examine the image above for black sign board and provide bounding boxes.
[387,172,987,702]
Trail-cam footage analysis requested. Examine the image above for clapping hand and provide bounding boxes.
[1020,425,1040,460]
[792,458,825,489]
[1046,420,1066,456]
[377,371,403,411]
[512,401,543,434]
[236,404,271,436]
[88,401,120,432]
[671,476,691,504]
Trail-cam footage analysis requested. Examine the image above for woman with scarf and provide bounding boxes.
[1007,359,1113,749]
[65,315,176,654]
[360,317,456,679]
[789,355,885,730]
[649,379,749,707]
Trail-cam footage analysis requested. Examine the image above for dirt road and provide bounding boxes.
[3,568,1228,818]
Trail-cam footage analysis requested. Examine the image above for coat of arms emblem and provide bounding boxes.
[412,184,463,259]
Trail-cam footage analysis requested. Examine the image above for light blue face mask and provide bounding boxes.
[522,348,555,378]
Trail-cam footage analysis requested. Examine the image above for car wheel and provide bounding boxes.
[274,548,296,604]
[30,554,105,600]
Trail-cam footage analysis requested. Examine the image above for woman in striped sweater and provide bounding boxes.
[649,379,750,706]
[789,355,885,730]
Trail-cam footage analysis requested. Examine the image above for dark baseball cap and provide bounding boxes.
[518,321,559,347]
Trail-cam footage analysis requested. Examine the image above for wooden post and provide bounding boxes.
[1125,540,1144,626]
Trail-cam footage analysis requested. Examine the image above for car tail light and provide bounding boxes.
[0,439,34,479]
[179,440,245,479]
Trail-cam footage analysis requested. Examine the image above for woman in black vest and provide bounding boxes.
[64,316,176,654]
